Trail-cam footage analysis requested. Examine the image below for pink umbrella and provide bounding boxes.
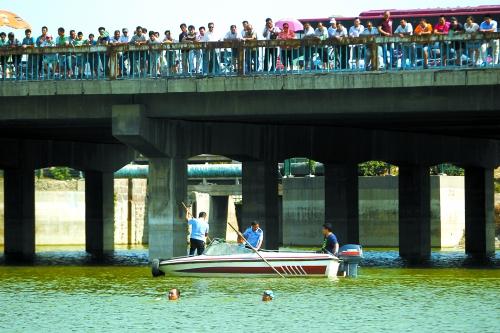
[275,18,304,32]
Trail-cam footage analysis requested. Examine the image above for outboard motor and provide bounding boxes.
[338,244,363,278]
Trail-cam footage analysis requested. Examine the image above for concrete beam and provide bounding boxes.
[85,171,115,256]
[399,165,431,261]
[147,158,188,260]
[464,167,495,258]
[242,160,279,249]
[324,163,359,244]
[209,196,229,239]
[3,167,35,261]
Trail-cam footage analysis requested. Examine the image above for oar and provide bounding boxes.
[227,222,285,278]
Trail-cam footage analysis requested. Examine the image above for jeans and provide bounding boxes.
[189,238,205,256]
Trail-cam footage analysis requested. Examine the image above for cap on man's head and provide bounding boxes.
[323,223,333,232]
[330,18,337,24]
[122,28,128,33]
[263,290,274,298]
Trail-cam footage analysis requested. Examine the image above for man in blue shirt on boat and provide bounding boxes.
[320,223,339,256]
[186,209,209,256]
[242,221,264,250]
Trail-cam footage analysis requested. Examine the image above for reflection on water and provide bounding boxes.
[0,248,499,332]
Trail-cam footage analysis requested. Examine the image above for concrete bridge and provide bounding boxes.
[1,65,500,261]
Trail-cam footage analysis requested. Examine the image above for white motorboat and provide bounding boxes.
[151,240,363,278]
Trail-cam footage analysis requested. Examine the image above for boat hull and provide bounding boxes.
[158,252,340,278]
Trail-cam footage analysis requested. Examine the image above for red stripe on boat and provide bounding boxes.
[177,266,327,275]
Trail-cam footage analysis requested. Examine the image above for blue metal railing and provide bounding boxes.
[0,33,499,81]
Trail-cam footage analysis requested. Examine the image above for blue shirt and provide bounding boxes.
[322,233,338,255]
[242,227,263,249]
[188,218,209,241]
[22,37,35,46]
[480,20,498,32]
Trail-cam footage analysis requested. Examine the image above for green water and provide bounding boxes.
[1,259,499,332]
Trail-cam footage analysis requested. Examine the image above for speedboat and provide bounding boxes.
[151,239,363,278]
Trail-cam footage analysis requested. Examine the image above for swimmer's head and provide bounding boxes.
[168,288,180,301]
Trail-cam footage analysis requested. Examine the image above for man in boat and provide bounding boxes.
[319,223,339,256]
[242,221,264,250]
[186,208,209,256]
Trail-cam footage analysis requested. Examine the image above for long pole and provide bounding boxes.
[227,222,285,278]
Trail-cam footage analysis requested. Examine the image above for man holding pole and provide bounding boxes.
[185,208,209,256]
[242,221,264,250]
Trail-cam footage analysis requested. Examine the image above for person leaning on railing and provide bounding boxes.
[22,29,36,79]
[55,27,72,78]
[348,18,365,70]
[243,24,258,73]
[224,25,242,72]
[479,14,499,66]
[464,16,480,66]
[360,21,379,70]
[277,23,296,71]
[414,18,433,69]
[5,32,22,79]
[72,32,85,78]
[394,19,415,68]
[448,17,465,66]
[314,22,329,70]
[129,26,147,77]
[302,22,316,70]
[331,22,348,70]
[432,16,451,67]
[262,18,280,72]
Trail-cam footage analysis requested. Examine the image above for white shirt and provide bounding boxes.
[464,22,479,33]
[206,31,220,42]
[394,23,413,35]
[303,26,316,37]
[109,37,121,44]
[224,31,241,40]
[314,28,328,40]
[262,25,281,40]
[349,25,365,37]
[361,27,379,36]
[197,34,209,42]
[333,27,348,38]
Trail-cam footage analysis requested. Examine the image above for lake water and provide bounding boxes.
[0,248,499,333]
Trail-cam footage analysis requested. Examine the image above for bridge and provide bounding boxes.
[1,35,499,261]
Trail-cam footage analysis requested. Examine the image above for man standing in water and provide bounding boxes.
[319,223,339,256]
[185,209,209,256]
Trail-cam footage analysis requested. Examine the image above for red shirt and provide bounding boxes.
[434,21,451,34]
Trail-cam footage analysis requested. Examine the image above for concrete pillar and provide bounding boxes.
[147,158,187,260]
[242,160,279,249]
[464,167,495,257]
[399,165,431,261]
[324,163,359,244]
[209,196,229,239]
[85,170,115,256]
[3,167,35,260]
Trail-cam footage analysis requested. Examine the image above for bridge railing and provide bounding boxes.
[0,33,499,81]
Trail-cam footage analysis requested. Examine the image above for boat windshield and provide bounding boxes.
[204,239,253,256]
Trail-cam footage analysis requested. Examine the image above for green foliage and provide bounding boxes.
[50,167,72,180]
[358,161,390,176]
[430,164,464,176]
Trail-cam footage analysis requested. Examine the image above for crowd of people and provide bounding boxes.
[0,12,498,79]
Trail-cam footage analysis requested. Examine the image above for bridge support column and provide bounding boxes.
[324,163,359,244]
[209,196,229,240]
[399,165,431,261]
[85,170,114,256]
[148,158,187,260]
[465,167,495,258]
[3,167,35,261]
[242,160,279,249]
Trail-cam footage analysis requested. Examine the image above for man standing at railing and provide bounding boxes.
[414,19,433,69]
[0,32,6,79]
[394,19,415,68]
[349,18,365,70]
[72,32,85,78]
[36,26,48,77]
[22,29,36,79]
[449,17,465,66]
[97,27,110,77]
[129,26,147,77]
[262,18,280,72]
[479,14,499,66]
[119,28,130,76]
[147,31,161,77]
[206,23,220,74]
[377,10,393,69]
[243,24,259,73]
[360,21,379,70]
[433,16,451,67]
[5,33,21,79]
[55,27,71,78]
[331,22,347,70]
[224,25,241,72]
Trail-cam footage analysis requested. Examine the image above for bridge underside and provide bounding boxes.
[0,70,498,261]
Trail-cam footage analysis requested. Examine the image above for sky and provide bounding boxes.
[1,0,498,37]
